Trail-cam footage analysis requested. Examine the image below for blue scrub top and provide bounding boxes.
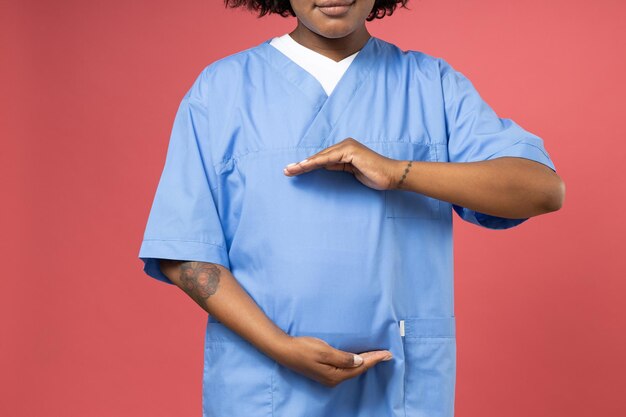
[138,36,557,417]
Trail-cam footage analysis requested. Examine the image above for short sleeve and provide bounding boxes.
[439,58,557,230]
[138,89,230,285]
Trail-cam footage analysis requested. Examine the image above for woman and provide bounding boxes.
[138,1,565,416]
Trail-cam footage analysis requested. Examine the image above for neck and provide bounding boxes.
[289,23,371,62]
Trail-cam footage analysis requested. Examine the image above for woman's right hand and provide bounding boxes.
[271,334,393,387]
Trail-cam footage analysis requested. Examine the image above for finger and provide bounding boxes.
[282,147,334,176]
[322,163,343,171]
[283,159,308,176]
[334,350,393,379]
[284,149,351,176]
[300,150,350,174]
[319,347,365,369]
[356,350,393,367]
[323,162,354,173]
[316,351,390,387]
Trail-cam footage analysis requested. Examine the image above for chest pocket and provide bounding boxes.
[377,141,442,220]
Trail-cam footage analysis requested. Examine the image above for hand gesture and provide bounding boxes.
[283,138,399,191]
[275,334,393,387]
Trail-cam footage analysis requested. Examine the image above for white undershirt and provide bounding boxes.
[269,33,360,96]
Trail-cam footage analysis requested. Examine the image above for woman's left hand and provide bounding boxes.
[283,138,400,191]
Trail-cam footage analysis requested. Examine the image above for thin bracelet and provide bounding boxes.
[397,160,413,189]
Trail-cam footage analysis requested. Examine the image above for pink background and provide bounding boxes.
[3,0,625,416]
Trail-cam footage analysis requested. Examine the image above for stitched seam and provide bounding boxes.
[270,362,276,417]
[142,238,226,250]
[430,144,442,218]
[318,68,376,149]
[214,141,434,172]
[404,333,455,343]
[403,345,408,417]
[254,46,326,109]
[184,96,221,194]
[488,141,551,161]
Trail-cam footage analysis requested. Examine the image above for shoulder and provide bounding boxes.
[374,37,456,82]
[186,42,263,104]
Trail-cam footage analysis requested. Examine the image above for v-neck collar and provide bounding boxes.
[254,35,381,149]
[277,33,360,68]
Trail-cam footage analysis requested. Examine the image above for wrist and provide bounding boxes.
[259,329,293,362]
[387,159,414,190]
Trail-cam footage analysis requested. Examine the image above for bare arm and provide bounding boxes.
[159,260,288,360]
[282,138,564,219]
[388,156,565,218]
[158,259,393,387]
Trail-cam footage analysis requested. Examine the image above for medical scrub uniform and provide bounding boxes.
[138,35,557,417]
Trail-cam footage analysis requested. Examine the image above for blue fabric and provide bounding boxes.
[440,59,557,230]
[138,36,557,417]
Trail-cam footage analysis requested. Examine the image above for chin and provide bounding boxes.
[311,23,356,39]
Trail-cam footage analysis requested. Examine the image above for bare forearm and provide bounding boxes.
[159,259,289,360]
[388,156,565,218]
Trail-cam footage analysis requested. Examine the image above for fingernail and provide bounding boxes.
[286,162,298,167]
[353,354,364,366]
[383,354,393,361]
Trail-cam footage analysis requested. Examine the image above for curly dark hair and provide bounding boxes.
[224,0,410,21]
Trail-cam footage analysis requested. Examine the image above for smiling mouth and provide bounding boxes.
[316,2,355,17]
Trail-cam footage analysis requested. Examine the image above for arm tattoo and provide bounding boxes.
[178,262,221,308]
[397,160,413,189]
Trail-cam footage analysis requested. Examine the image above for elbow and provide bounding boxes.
[541,175,566,213]
[158,259,183,283]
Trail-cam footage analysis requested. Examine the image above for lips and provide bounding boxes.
[316,1,354,6]
[316,1,355,17]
